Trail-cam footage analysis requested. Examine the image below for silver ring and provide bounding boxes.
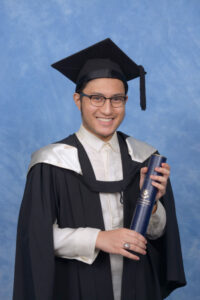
[123,242,131,249]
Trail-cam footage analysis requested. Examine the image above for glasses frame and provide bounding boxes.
[79,92,127,108]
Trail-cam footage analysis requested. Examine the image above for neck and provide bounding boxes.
[82,124,115,142]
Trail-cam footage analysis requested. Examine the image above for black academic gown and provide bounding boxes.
[13,132,186,300]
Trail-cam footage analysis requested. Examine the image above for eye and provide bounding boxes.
[91,95,104,101]
[111,96,125,102]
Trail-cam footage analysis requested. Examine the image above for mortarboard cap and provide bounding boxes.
[52,38,147,110]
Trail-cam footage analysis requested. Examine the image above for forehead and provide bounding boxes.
[83,78,125,93]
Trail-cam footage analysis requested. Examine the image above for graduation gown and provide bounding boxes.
[13,132,186,300]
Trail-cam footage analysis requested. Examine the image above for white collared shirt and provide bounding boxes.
[53,125,166,300]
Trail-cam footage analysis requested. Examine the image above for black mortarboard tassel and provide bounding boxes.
[139,65,146,110]
[52,38,147,110]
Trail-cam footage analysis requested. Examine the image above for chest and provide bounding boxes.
[54,166,140,230]
[85,144,123,181]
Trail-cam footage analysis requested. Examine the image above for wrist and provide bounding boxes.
[95,230,103,249]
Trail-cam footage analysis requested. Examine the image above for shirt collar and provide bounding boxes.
[76,125,120,153]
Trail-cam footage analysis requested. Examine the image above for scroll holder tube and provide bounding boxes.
[130,154,167,236]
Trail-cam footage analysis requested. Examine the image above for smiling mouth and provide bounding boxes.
[96,118,113,122]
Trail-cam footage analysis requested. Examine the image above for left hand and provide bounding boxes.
[140,163,170,202]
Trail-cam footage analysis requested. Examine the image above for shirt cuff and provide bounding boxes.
[53,224,100,265]
[146,200,166,240]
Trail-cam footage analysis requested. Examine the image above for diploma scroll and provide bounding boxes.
[130,154,167,236]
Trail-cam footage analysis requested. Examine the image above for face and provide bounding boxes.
[73,78,127,142]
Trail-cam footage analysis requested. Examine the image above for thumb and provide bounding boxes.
[140,167,148,176]
[140,167,148,189]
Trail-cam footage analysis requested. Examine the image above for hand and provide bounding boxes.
[140,163,170,202]
[95,228,147,260]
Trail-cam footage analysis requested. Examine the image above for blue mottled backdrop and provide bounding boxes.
[0,0,200,299]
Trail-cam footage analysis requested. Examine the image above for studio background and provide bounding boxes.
[0,0,199,299]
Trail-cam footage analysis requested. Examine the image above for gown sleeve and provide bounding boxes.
[162,180,187,296]
[13,163,57,300]
[148,179,187,298]
[53,224,100,264]
[146,200,166,239]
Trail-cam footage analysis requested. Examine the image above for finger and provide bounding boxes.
[151,181,166,193]
[127,230,147,244]
[155,167,170,176]
[123,241,147,254]
[161,163,170,170]
[155,166,170,177]
[123,242,147,255]
[126,237,147,250]
[120,249,140,261]
[150,174,168,183]
[130,244,147,255]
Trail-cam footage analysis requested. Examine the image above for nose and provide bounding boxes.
[100,99,113,114]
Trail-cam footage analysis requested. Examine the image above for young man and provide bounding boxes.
[13,39,186,300]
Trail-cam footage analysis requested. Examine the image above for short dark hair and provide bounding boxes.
[75,79,128,95]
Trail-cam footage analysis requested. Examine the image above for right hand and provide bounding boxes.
[95,228,147,261]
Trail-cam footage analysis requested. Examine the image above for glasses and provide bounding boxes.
[79,92,127,108]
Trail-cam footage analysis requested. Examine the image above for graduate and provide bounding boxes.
[13,38,186,300]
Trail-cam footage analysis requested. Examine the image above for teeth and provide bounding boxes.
[97,118,112,122]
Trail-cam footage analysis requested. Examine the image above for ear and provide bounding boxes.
[73,93,81,111]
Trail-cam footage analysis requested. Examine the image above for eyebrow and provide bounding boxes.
[88,92,126,96]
